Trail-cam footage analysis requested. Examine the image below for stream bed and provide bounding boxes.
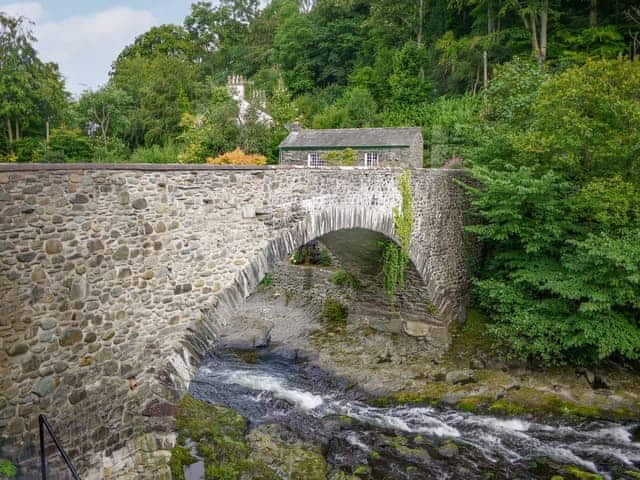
[187,351,640,479]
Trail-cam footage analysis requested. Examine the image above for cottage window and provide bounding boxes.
[307,152,322,167]
[364,152,379,168]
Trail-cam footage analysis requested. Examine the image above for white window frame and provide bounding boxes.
[307,152,322,167]
[364,151,379,168]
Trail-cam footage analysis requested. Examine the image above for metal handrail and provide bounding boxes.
[39,414,81,480]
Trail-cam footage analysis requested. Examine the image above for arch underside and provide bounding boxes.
[171,205,461,394]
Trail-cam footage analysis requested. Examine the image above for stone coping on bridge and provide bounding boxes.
[0,162,463,173]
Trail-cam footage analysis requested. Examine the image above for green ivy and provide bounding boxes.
[381,170,413,303]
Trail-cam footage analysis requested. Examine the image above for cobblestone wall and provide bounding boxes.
[0,165,472,478]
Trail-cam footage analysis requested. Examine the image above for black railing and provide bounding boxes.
[39,414,81,480]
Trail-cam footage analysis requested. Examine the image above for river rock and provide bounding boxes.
[445,369,476,385]
[402,320,432,337]
[221,320,274,349]
[437,441,459,458]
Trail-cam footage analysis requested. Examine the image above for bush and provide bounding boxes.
[323,298,347,324]
[129,144,181,163]
[45,128,93,162]
[207,148,267,166]
[92,138,130,163]
[316,248,332,266]
[330,269,361,289]
[290,242,332,266]
[0,459,17,479]
[8,137,45,162]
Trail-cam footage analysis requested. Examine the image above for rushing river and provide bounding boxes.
[189,351,640,480]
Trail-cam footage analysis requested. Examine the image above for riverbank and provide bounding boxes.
[227,259,640,424]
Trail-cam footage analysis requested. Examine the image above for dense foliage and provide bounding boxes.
[1,0,638,365]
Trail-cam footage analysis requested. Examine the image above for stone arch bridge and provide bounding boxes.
[0,164,474,478]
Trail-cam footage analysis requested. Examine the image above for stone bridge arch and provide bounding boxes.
[0,164,474,479]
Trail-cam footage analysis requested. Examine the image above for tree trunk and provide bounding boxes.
[530,12,539,59]
[589,0,598,27]
[15,119,20,141]
[539,0,548,65]
[417,0,425,80]
[6,118,13,143]
[46,121,50,143]
[487,0,494,35]
[483,50,489,89]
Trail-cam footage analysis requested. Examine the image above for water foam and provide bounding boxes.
[218,370,324,410]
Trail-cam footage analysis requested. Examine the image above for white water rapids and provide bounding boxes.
[190,355,640,479]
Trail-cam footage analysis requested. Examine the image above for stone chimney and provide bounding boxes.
[285,121,302,132]
[227,74,245,102]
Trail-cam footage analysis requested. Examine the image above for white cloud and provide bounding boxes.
[1,3,157,95]
[0,1,44,21]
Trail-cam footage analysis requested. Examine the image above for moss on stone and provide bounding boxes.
[168,443,195,480]
[248,423,326,480]
[564,466,604,479]
[488,399,527,416]
[624,471,640,480]
[457,395,489,412]
[353,464,372,477]
[172,395,277,480]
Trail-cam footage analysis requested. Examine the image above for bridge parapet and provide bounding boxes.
[0,164,473,478]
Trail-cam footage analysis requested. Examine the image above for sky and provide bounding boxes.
[0,1,196,95]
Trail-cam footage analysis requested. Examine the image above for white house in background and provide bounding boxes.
[227,75,273,125]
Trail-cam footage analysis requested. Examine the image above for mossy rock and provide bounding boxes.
[329,471,360,480]
[248,423,327,480]
[488,399,527,416]
[625,471,640,480]
[353,464,372,478]
[457,395,490,412]
[168,443,196,480]
[172,395,277,480]
[564,466,604,480]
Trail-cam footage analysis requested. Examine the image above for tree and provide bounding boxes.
[111,53,201,147]
[467,59,640,364]
[77,86,131,145]
[0,14,68,145]
[504,0,550,64]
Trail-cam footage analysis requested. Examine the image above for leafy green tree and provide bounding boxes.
[77,86,131,146]
[178,88,241,163]
[467,59,640,364]
[111,54,201,147]
[0,14,68,147]
[312,87,378,128]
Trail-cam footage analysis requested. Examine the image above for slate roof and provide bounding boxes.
[279,127,422,149]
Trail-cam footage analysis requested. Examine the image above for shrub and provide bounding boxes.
[0,459,17,479]
[259,273,273,287]
[323,297,347,324]
[46,128,93,162]
[330,269,361,289]
[207,148,267,166]
[316,248,332,266]
[129,144,181,163]
[8,137,45,162]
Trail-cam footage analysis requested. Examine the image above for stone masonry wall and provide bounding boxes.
[0,165,471,478]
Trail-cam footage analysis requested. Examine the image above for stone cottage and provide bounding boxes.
[278,126,423,168]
